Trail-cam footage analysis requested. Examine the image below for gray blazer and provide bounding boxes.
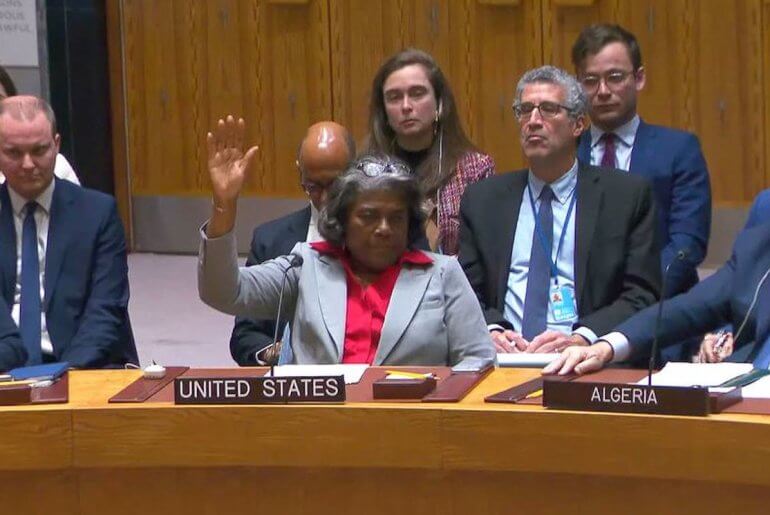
[199,231,495,366]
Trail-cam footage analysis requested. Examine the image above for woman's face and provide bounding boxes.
[0,84,7,100]
[345,189,409,274]
[382,64,437,148]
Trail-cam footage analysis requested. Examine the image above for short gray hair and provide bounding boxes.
[319,155,426,248]
[514,65,587,118]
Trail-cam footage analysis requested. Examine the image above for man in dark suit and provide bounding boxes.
[230,121,354,365]
[459,65,660,355]
[573,24,711,299]
[696,188,770,362]
[545,221,770,375]
[0,96,136,368]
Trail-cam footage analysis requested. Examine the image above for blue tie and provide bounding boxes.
[753,332,770,370]
[20,201,42,365]
[522,186,554,340]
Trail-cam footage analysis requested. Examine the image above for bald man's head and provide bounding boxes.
[297,121,354,210]
[0,95,58,136]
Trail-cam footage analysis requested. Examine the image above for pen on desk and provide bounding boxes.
[713,330,729,355]
[525,389,543,400]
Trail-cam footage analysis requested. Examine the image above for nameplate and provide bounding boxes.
[0,383,32,405]
[543,379,713,416]
[174,376,346,404]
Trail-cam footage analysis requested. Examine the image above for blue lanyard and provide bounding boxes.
[527,184,577,284]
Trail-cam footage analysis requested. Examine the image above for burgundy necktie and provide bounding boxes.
[599,133,616,168]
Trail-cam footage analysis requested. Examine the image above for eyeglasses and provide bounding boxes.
[300,181,333,198]
[512,101,573,121]
[354,157,412,177]
[579,70,635,93]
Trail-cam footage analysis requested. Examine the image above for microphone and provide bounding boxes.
[648,249,688,385]
[270,254,304,375]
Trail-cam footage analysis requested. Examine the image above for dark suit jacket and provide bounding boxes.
[578,120,711,297]
[229,206,311,365]
[618,223,770,362]
[754,263,770,360]
[0,296,26,371]
[0,179,137,368]
[458,162,661,338]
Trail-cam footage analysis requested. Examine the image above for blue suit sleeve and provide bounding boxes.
[619,253,734,362]
[60,201,131,367]
[745,189,770,230]
[662,134,711,296]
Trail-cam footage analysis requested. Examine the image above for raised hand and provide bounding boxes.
[207,115,259,207]
[205,115,258,238]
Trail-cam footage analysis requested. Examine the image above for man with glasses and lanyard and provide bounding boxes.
[458,65,661,355]
[229,121,355,366]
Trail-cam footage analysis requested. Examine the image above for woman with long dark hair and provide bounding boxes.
[364,48,495,255]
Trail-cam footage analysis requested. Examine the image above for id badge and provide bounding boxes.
[550,283,577,322]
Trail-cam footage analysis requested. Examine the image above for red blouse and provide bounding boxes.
[310,241,433,364]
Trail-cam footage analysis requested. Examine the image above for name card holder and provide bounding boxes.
[542,379,742,416]
[174,375,345,404]
[372,376,437,400]
[0,383,32,405]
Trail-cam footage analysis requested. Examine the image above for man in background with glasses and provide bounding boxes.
[229,121,355,366]
[458,66,660,355]
[573,24,711,363]
[573,24,711,301]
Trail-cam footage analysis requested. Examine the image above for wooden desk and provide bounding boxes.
[2,369,770,514]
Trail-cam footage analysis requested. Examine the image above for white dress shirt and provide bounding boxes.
[5,180,56,356]
[589,115,640,171]
[306,203,323,243]
[500,160,598,343]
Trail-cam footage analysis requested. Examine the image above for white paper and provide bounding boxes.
[0,0,39,66]
[637,362,754,387]
[736,374,770,399]
[496,353,561,368]
[265,364,368,385]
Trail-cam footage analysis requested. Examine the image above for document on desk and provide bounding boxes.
[265,364,368,385]
[497,353,561,368]
[636,362,754,387]
[737,374,770,398]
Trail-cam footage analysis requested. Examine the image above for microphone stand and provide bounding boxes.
[648,250,687,386]
[270,255,303,377]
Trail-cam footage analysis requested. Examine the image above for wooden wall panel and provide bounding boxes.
[448,0,542,172]
[330,0,541,172]
[112,0,768,207]
[106,0,132,244]
[690,0,765,203]
[122,0,331,197]
[329,0,431,147]
[764,0,770,190]
[543,0,695,148]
